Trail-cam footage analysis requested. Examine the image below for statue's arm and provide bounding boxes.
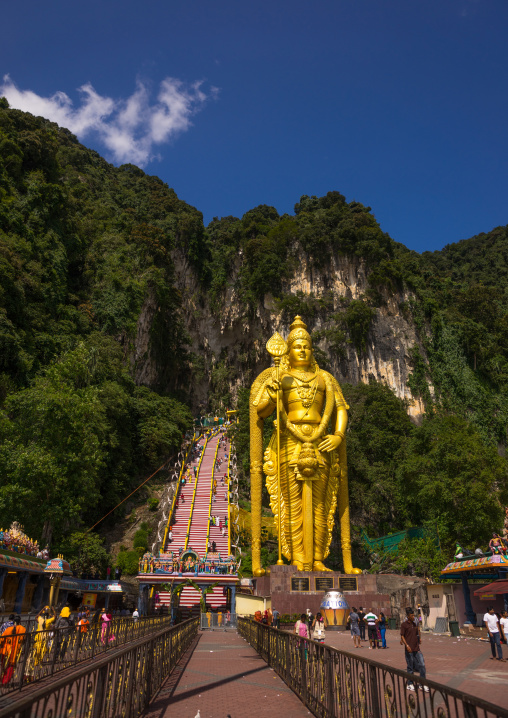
[256,379,278,419]
[318,372,348,452]
[334,405,348,436]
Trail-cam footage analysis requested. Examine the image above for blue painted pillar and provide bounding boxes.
[13,572,28,614]
[230,584,236,614]
[104,593,110,610]
[138,583,148,615]
[32,575,45,611]
[503,593,508,613]
[0,568,7,601]
[461,576,476,625]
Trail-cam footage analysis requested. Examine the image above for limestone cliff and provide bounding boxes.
[133,246,428,420]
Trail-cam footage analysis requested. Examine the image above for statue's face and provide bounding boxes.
[289,339,312,368]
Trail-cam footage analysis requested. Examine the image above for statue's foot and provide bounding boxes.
[344,566,362,575]
[292,559,304,571]
[313,561,332,572]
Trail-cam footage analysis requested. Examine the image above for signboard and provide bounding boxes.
[339,577,358,592]
[315,577,334,591]
[82,593,97,608]
[106,583,122,592]
[479,593,495,601]
[291,577,310,592]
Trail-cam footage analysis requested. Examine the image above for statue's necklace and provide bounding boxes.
[292,373,318,409]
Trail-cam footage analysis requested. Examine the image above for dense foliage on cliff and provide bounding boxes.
[0,103,194,546]
[0,102,507,562]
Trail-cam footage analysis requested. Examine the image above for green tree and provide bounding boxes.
[58,531,111,577]
[398,415,508,548]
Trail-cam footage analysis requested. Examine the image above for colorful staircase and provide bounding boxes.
[157,429,231,614]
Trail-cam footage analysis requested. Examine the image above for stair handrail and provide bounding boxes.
[161,432,195,552]
[226,440,232,556]
[184,433,210,550]
[204,436,221,554]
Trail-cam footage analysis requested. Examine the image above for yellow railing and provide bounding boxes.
[161,432,195,551]
[226,442,232,556]
[184,433,209,550]
[204,436,220,554]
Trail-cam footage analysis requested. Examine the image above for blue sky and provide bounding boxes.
[2,0,507,252]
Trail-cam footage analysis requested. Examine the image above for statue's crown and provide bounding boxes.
[287,315,311,346]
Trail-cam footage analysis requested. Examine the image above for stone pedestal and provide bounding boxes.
[254,565,421,623]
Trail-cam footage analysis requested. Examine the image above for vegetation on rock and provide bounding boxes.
[0,102,507,573]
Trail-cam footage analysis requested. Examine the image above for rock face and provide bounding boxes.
[133,248,427,419]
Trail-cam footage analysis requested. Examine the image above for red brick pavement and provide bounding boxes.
[144,631,311,718]
[324,629,508,709]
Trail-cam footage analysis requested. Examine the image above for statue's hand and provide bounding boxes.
[266,378,281,403]
[318,434,342,452]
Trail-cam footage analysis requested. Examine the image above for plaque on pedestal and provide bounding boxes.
[315,577,334,591]
[339,576,358,592]
[291,577,310,592]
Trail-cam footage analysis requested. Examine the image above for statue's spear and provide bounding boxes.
[266,332,288,566]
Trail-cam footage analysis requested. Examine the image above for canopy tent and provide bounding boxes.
[473,579,508,596]
[362,526,440,554]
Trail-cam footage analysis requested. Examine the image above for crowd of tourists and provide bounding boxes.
[483,606,508,662]
[208,514,228,539]
[0,604,142,686]
[347,606,388,649]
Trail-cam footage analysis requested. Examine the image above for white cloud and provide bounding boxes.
[0,75,215,166]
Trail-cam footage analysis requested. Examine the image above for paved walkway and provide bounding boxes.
[324,629,508,709]
[144,631,311,718]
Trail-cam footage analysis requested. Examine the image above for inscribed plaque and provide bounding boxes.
[291,577,310,592]
[339,577,358,591]
[315,577,334,591]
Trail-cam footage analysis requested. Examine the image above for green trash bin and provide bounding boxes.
[388,617,397,630]
[449,620,460,637]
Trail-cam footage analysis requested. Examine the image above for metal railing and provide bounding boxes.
[204,436,220,554]
[184,433,210,550]
[237,618,508,718]
[0,615,172,696]
[160,432,195,551]
[0,617,198,718]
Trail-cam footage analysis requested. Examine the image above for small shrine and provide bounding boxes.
[440,513,508,622]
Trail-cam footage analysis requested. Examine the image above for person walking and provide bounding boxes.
[378,611,388,648]
[358,608,366,641]
[0,615,26,685]
[400,607,429,692]
[53,607,74,662]
[364,609,378,649]
[484,606,505,661]
[30,606,56,673]
[295,613,309,638]
[312,612,326,643]
[295,613,310,659]
[500,610,508,644]
[272,609,280,629]
[348,607,362,648]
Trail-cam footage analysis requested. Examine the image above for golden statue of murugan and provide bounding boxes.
[249,316,361,576]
